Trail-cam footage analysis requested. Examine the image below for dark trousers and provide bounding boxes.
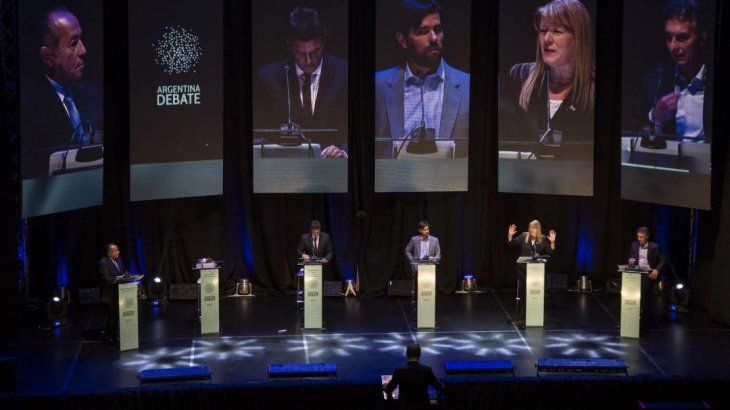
[640,274,659,318]
[102,287,119,339]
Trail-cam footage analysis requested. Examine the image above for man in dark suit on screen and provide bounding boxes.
[21,7,102,178]
[296,220,334,279]
[254,6,348,158]
[632,0,712,142]
[375,0,470,158]
[385,343,444,408]
[98,243,129,345]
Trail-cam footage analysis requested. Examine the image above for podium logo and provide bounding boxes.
[154,26,203,75]
[122,297,134,310]
[204,283,215,294]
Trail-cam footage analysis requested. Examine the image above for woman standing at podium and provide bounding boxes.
[507,220,556,318]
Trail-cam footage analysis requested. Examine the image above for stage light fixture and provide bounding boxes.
[576,274,592,292]
[669,282,690,313]
[344,279,357,296]
[147,276,169,306]
[234,278,254,297]
[456,273,480,293]
[44,295,69,329]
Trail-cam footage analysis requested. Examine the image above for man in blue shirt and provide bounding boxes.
[375,0,470,158]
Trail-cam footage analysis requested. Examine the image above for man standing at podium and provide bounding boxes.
[297,220,334,279]
[405,220,441,275]
[98,243,129,345]
[628,227,667,314]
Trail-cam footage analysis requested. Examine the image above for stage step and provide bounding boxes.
[139,365,212,383]
[536,358,628,375]
[445,360,515,375]
[268,363,337,378]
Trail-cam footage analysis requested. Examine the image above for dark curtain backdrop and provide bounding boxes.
[9,0,730,326]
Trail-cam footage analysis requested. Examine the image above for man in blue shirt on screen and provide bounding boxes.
[375,0,470,159]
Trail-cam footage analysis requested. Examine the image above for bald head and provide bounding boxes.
[40,8,87,85]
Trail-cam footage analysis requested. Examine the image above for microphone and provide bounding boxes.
[641,64,667,149]
[397,79,437,156]
[284,65,294,128]
[60,125,82,172]
[538,67,552,144]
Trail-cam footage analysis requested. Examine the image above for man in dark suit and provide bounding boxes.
[628,227,668,316]
[405,220,441,275]
[253,6,348,158]
[375,0,470,159]
[21,7,102,178]
[98,243,129,345]
[385,343,444,408]
[628,227,667,281]
[296,220,334,279]
[632,0,712,142]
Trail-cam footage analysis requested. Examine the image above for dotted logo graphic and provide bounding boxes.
[153,26,203,75]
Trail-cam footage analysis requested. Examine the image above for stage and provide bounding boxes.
[2,288,730,408]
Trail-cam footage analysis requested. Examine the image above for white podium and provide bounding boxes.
[115,275,144,351]
[518,257,546,327]
[199,268,220,335]
[303,261,323,329]
[618,265,645,338]
[416,262,437,329]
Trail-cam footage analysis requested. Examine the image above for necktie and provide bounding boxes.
[63,91,84,143]
[301,73,313,116]
[313,236,318,253]
[112,259,120,273]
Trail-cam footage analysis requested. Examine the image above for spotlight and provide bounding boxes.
[344,279,357,296]
[147,276,168,306]
[43,295,69,329]
[456,273,480,293]
[669,282,690,313]
[235,278,254,297]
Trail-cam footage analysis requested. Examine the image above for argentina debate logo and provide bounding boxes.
[153,25,203,106]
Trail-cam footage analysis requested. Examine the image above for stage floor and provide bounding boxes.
[2,289,729,395]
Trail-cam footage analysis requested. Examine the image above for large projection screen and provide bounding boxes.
[498,0,596,197]
[374,0,471,192]
[252,1,349,193]
[128,0,223,201]
[620,0,714,210]
[20,0,104,217]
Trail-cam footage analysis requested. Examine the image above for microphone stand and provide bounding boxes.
[641,64,668,149]
[395,80,437,158]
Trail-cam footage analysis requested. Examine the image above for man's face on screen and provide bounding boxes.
[399,12,444,70]
[664,17,703,76]
[287,38,325,74]
[42,12,87,85]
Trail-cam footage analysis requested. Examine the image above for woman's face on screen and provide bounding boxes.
[529,225,538,238]
[538,19,575,71]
